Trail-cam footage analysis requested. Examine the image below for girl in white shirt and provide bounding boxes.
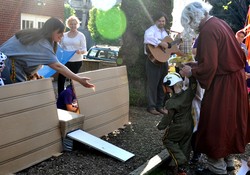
[58,16,87,95]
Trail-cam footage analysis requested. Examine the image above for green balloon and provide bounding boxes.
[96,8,127,40]
[116,57,123,65]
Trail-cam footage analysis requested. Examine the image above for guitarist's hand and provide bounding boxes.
[159,41,169,49]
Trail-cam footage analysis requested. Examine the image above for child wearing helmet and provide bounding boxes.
[157,72,197,175]
[0,52,7,86]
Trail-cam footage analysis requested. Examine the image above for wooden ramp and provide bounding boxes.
[67,129,135,162]
[72,66,129,137]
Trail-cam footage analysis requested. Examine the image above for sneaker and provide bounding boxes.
[195,168,227,175]
[147,108,161,115]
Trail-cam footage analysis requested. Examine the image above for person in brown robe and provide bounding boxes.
[180,2,250,175]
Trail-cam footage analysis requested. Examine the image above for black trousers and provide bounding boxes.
[145,58,168,110]
[57,61,82,95]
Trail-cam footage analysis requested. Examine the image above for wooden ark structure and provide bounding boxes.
[0,66,130,174]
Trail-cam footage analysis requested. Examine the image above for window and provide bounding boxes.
[98,50,106,58]
[21,13,50,29]
[88,49,98,57]
[107,51,116,59]
[22,20,34,30]
[38,22,45,29]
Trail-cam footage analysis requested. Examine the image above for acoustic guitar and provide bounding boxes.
[146,36,183,64]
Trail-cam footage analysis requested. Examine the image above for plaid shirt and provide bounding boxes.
[179,38,193,54]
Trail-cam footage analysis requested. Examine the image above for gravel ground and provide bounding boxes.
[16,106,250,175]
[16,107,165,175]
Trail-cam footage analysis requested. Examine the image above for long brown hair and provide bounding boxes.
[15,17,65,53]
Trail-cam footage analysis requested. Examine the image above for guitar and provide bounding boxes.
[146,36,183,64]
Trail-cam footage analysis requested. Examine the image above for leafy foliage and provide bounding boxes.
[64,3,75,21]
[120,0,173,106]
[208,0,250,32]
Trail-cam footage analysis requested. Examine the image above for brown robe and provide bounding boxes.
[193,17,250,159]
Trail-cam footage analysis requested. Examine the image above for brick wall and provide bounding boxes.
[0,0,64,45]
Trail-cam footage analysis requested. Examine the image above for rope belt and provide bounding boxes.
[10,59,16,83]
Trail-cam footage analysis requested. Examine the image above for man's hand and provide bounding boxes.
[179,65,192,78]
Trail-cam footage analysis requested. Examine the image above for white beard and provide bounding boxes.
[181,13,205,40]
[189,14,204,32]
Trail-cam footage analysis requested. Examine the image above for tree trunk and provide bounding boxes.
[120,0,173,106]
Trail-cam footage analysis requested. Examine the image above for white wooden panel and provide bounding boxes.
[67,129,134,162]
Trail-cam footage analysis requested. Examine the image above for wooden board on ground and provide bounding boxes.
[129,149,169,175]
[0,79,62,174]
[67,129,135,162]
[72,66,129,137]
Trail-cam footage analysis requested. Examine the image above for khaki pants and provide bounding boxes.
[207,155,234,174]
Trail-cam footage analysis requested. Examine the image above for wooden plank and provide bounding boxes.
[0,129,61,162]
[77,85,129,117]
[67,129,134,162]
[0,105,59,145]
[82,103,129,130]
[129,149,170,175]
[85,113,128,137]
[0,79,62,174]
[0,141,62,175]
[72,66,129,137]
[0,78,55,99]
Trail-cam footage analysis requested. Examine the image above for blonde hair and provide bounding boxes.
[65,16,81,29]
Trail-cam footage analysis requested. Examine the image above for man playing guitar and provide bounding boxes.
[144,12,170,115]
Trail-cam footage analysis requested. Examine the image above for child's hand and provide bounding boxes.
[247,157,250,167]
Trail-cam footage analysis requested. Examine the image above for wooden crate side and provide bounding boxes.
[0,78,54,99]
[85,115,129,138]
[83,103,129,130]
[0,105,59,145]
[0,79,62,174]
[0,142,62,174]
[73,66,129,137]
[0,129,61,162]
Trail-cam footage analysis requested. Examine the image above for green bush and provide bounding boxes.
[129,87,147,107]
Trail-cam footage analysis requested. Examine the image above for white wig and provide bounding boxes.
[181,1,212,39]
